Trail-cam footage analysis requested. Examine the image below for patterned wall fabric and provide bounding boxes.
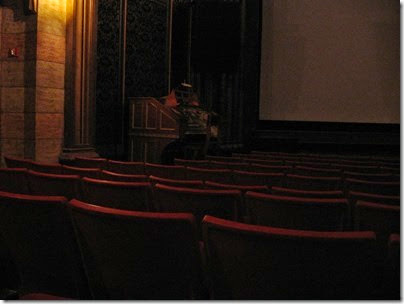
[95,0,120,148]
[126,0,168,98]
[96,0,168,157]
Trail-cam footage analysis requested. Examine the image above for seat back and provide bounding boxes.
[74,157,107,169]
[174,158,210,168]
[204,181,269,219]
[332,164,380,174]
[344,178,400,196]
[62,165,101,179]
[379,166,400,175]
[205,155,241,162]
[0,168,29,194]
[202,216,378,299]
[271,186,344,198]
[81,177,151,211]
[100,170,149,182]
[384,234,400,299]
[243,158,284,166]
[186,167,233,183]
[233,170,284,187]
[249,164,292,174]
[343,171,399,182]
[285,160,332,169]
[145,163,187,179]
[0,192,89,298]
[209,161,250,171]
[26,170,80,200]
[106,160,145,175]
[339,159,377,166]
[69,199,202,299]
[4,156,33,169]
[153,183,240,236]
[30,162,63,174]
[292,165,341,177]
[149,175,204,188]
[348,191,400,207]
[245,191,349,231]
[285,174,342,191]
[204,181,269,193]
[354,201,400,243]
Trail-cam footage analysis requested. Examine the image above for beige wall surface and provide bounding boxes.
[0,0,67,164]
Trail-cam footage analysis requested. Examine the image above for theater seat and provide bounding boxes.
[243,158,284,166]
[149,175,204,188]
[186,167,234,184]
[145,163,187,179]
[348,191,399,208]
[382,234,400,299]
[30,162,63,175]
[106,160,145,175]
[332,164,380,174]
[206,155,242,162]
[209,161,250,171]
[3,156,33,169]
[249,164,292,174]
[245,191,349,231]
[344,178,400,196]
[174,158,210,168]
[285,174,342,191]
[19,293,73,300]
[0,233,20,293]
[26,170,80,200]
[204,181,270,221]
[292,166,342,177]
[69,199,204,299]
[62,165,101,179]
[0,192,90,299]
[354,201,400,247]
[202,215,378,299]
[81,177,151,211]
[74,157,107,169]
[0,168,30,194]
[271,186,344,199]
[343,171,399,182]
[100,170,149,182]
[153,183,240,236]
[232,170,284,187]
[204,181,269,193]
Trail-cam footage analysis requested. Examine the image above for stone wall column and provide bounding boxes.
[32,0,67,162]
[0,0,37,164]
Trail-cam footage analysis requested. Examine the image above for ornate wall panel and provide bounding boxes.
[95,0,120,153]
[95,0,168,158]
[125,0,168,98]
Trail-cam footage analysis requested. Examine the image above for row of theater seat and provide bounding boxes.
[0,166,399,233]
[232,151,399,165]
[0,154,399,299]
[5,154,400,176]
[4,156,400,196]
[0,191,399,299]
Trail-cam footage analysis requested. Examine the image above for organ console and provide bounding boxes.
[128,84,217,163]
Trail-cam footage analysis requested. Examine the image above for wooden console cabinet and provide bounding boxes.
[128,97,182,163]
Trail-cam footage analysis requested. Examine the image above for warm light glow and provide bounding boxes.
[37,0,68,30]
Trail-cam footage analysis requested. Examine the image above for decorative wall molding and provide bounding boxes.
[63,0,98,149]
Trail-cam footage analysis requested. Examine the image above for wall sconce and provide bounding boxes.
[24,0,38,15]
